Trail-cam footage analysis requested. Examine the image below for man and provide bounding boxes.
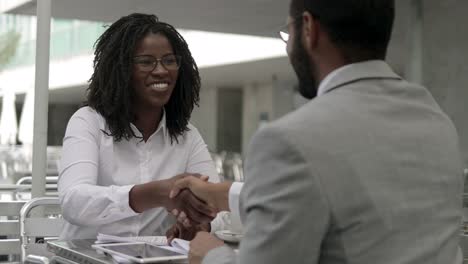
[171,0,464,263]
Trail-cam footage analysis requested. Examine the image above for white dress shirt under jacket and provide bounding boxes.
[58,106,220,239]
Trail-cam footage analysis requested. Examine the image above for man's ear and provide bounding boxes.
[301,11,319,51]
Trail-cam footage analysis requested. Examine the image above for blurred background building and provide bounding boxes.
[0,0,467,180]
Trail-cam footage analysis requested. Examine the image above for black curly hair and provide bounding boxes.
[86,13,201,143]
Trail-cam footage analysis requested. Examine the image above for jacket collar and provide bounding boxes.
[318,60,402,97]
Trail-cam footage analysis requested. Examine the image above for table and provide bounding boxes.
[47,240,113,264]
[47,239,188,263]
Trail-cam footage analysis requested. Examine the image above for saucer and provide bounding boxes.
[214,230,243,243]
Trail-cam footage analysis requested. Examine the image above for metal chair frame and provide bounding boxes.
[19,197,63,263]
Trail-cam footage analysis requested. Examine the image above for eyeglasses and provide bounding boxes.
[278,23,291,43]
[278,16,300,43]
[278,13,318,43]
[133,54,182,72]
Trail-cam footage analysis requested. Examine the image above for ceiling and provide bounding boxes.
[5,0,294,104]
[7,0,289,37]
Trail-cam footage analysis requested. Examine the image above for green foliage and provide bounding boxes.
[0,30,21,71]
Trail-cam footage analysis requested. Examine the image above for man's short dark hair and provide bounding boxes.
[290,0,395,62]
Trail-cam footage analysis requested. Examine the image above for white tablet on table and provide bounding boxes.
[92,242,186,263]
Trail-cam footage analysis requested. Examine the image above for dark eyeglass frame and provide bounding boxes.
[133,54,182,72]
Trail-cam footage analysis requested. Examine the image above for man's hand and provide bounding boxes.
[164,174,216,225]
[165,222,210,243]
[170,176,232,212]
[189,232,224,264]
[129,173,216,225]
[169,176,232,226]
[166,188,216,225]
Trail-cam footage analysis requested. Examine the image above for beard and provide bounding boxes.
[289,30,319,99]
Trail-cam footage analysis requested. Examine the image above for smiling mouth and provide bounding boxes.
[150,82,169,92]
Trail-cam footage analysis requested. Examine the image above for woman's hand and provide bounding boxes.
[129,173,216,225]
[165,222,210,243]
[165,188,217,225]
[169,176,232,226]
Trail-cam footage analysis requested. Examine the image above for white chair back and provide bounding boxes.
[19,197,63,262]
[0,200,25,261]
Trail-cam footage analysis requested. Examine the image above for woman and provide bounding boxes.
[58,13,221,239]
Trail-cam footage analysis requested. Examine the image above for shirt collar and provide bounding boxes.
[317,60,402,97]
[129,110,168,139]
[159,110,168,138]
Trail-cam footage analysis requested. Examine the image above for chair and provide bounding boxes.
[15,177,59,200]
[221,152,244,182]
[19,197,64,262]
[0,200,26,262]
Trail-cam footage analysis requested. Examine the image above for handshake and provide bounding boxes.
[163,173,232,241]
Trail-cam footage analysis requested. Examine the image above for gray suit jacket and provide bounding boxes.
[203,61,464,264]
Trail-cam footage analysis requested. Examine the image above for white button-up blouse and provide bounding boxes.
[58,106,220,239]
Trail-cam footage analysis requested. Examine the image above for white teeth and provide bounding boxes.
[151,83,169,91]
